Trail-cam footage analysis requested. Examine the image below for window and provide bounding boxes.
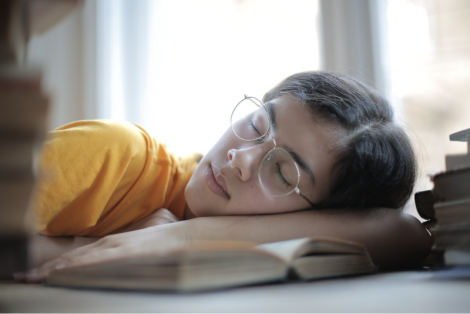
[97,0,320,157]
[388,0,470,197]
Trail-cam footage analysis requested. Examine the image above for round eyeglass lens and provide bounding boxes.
[259,148,300,196]
[231,97,270,141]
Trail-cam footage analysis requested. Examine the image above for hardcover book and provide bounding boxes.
[46,237,376,292]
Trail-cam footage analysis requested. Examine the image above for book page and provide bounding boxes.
[254,237,367,263]
[254,238,312,262]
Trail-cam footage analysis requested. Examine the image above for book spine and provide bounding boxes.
[414,190,436,221]
[0,235,28,279]
[0,0,29,65]
[0,0,51,278]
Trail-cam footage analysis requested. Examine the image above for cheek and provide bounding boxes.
[228,187,306,215]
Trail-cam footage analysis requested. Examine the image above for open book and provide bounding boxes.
[46,237,376,292]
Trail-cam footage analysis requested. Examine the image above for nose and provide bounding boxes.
[227,143,271,181]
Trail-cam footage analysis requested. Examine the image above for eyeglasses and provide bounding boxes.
[230,95,317,208]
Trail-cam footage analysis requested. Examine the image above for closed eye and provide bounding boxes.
[276,163,291,187]
[248,119,267,144]
[248,119,262,136]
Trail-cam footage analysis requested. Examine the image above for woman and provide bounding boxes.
[16,72,431,282]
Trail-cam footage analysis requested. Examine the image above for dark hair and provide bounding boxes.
[263,71,416,210]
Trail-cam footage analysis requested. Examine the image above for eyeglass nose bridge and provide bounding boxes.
[271,137,277,148]
[264,138,277,162]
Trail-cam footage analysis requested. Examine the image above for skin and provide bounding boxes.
[185,95,342,217]
[15,96,432,282]
[20,207,431,282]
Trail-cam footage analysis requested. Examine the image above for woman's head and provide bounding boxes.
[184,71,416,217]
[263,71,417,209]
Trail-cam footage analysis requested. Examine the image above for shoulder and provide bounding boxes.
[50,120,154,151]
[54,120,144,140]
[40,120,166,168]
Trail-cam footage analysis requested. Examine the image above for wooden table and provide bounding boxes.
[1,269,470,312]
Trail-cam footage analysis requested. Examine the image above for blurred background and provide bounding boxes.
[27,0,470,216]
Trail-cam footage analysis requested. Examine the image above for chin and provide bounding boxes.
[185,163,226,218]
[184,179,201,217]
[184,176,212,218]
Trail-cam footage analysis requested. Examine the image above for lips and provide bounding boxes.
[204,165,230,199]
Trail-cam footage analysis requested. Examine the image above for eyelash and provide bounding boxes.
[248,119,290,187]
[248,119,260,134]
[249,119,266,144]
[276,163,290,187]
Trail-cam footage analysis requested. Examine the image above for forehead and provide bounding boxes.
[268,96,340,200]
[268,96,339,147]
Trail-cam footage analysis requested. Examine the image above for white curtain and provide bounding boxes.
[96,0,152,123]
[94,0,320,157]
[30,0,393,157]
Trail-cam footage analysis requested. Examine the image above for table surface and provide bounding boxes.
[1,269,470,312]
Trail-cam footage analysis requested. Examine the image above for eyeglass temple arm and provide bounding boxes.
[295,187,318,209]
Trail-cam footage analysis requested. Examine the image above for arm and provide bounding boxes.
[25,208,181,270]
[183,208,431,269]
[28,234,100,270]
[19,208,431,282]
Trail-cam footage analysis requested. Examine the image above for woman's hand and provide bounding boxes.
[19,208,179,277]
[16,220,189,283]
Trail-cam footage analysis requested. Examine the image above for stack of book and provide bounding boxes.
[428,128,470,266]
[0,0,50,278]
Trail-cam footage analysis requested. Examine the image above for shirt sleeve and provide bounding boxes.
[33,120,194,237]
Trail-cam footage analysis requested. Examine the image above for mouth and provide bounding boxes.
[204,165,231,199]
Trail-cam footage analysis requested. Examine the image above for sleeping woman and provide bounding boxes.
[15,71,431,282]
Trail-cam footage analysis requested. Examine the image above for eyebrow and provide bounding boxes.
[283,144,316,186]
[265,102,316,186]
[265,101,277,131]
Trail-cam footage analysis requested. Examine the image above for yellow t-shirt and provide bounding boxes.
[33,120,199,237]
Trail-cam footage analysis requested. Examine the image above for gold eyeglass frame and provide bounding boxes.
[230,95,317,208]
